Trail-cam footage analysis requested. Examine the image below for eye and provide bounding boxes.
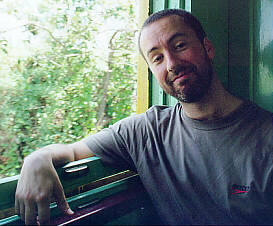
[175,42,186,50]
[152,55,163,64]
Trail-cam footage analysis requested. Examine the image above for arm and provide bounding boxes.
[15,140,94,225]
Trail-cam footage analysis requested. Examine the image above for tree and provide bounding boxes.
[0,0,137,177]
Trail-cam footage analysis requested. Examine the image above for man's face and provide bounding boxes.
[140,15,215,103]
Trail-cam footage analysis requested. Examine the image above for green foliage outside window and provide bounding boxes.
[0,0,137,177]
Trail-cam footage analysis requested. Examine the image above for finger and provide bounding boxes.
[19,202,25,222]
[25,201,37,225]
[37,198,50,225]
[15,197,20,216]
[36,216,40,226]
[53,179,73,215]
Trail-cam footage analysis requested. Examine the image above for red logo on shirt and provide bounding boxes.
[232,184,250,195]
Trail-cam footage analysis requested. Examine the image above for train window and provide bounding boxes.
[0,0,138,178]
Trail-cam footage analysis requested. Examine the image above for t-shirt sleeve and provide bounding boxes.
[83,115,145,171]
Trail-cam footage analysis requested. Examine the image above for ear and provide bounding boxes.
[203,37,215,60]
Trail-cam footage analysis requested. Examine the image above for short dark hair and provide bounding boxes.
[138,8,207,59]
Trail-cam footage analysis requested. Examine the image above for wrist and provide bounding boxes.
[25,148,53,165]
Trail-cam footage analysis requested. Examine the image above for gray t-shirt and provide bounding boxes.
[84,101,273,225]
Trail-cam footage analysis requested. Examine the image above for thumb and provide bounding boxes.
[53,177,74,215]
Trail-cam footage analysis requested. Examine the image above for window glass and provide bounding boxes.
[0,0,137,178]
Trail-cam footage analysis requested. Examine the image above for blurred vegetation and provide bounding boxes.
[0,0,137,177]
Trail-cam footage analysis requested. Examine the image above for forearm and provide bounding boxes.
[45,144,75,167]
[26,141,94,167]
[25,144,75,168]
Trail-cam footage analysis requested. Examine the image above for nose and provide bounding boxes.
[166,52,178,73]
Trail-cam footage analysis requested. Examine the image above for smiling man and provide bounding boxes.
[139,10,242,120]
[140,15,213,104]
[15,9,273,225]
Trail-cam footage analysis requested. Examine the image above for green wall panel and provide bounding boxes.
[168,0,183,9]
[228,0,272,112]
[228,0,253,100]
[151,0,166,12]
[192,0,228,89]
[253,0,273,112]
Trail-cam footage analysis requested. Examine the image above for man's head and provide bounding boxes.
[139,9,207,58]
[139,9,215,103]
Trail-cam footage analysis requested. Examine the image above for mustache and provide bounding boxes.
[166,64,198,85]
[169,64,197,76]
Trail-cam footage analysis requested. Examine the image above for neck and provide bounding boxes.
[180,74,243,120]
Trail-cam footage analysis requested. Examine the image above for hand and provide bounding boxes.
[15,151,74,225]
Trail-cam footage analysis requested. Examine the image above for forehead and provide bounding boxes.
[140,15,196,55]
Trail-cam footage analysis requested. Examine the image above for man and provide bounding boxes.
[15,9,272,225]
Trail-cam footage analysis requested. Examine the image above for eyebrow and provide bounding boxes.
[168,32,186,45]
[146,32,186,57]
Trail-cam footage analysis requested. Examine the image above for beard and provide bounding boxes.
[165,55,213,103]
